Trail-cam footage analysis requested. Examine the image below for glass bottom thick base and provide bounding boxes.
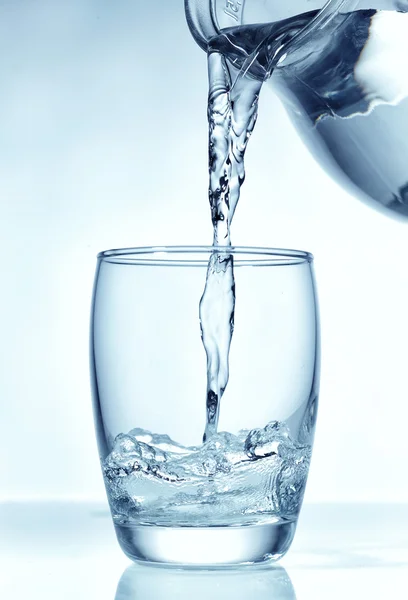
[114,520,297,568]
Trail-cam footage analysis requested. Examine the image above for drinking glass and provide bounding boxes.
[90,246,320,567]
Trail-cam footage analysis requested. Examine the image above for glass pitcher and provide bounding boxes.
[185,0,408,218]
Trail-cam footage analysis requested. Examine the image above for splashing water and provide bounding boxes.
[104,421,311,526]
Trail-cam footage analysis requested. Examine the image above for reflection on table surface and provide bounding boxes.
[0,502,408,600]
[115,563,296,600]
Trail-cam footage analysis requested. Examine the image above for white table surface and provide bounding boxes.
[1,502,407,599]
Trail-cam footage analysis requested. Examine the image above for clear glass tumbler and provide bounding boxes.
[90,246,320,567]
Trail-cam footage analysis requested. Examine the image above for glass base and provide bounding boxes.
[114,520,297,568]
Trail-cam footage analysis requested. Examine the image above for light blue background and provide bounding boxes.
[2,0,408,503]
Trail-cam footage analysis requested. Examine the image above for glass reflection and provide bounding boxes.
[115,563,297,600]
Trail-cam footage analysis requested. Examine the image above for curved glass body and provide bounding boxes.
[186,0,408,219]
[90,246,320,567]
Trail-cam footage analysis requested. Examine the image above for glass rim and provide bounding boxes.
[97,246,314,267]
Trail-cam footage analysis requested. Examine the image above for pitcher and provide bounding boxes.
[185,0,408,218]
